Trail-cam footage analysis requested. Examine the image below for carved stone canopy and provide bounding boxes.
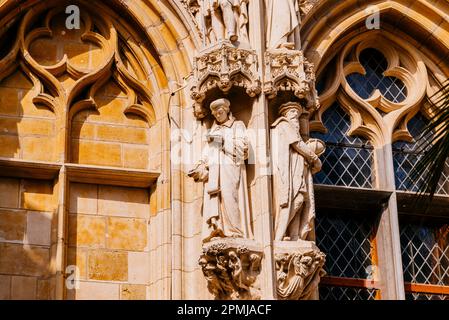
[191,41,261,119]
[264,48,320,112]
[199,238,263,300]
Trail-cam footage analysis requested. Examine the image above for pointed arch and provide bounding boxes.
[304,0,449,147]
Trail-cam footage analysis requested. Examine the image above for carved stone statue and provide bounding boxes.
[265,0,301,49]
[189,98,253,243]
[270,102,324,241]
[200,0,249,44]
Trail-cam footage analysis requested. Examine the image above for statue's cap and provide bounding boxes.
[210,98,231,112]
[279,102,303,116]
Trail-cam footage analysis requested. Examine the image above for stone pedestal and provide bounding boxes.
[199,238,264,300]
[274,241,326,300]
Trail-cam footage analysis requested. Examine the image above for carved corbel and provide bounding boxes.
[191,42,261,119]
[199,239,263,300]
[274,241,326,300]
[264,49,319,112]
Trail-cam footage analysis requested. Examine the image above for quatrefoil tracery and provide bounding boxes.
[313,33,431,147]
[346,48,407,105]
[0,2,157,126]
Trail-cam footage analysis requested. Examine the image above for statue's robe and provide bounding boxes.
[201,117,253,242]
[271,117,315,241]
[200,0,247,42]
[265,0,300,49]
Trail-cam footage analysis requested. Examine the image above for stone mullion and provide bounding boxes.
[373,144,405,299]
[53,95,71,299]
[53,165,68,300]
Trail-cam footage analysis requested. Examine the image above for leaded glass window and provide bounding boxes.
[316,209,380,300]
[312,104,374,188]
[400,222,449,287]
[347,48,407,103]
[319,286,378,301]
[316,211,377,279]
[405,293,449,301]
[393,113,449,195]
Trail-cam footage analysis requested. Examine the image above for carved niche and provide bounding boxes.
[190,42,261,119]
[264,49,319,112]
[198,239,263,300]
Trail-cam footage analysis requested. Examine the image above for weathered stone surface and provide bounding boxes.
[106,217,147,251]
[0,275,11,300]
[26,211,52,246]
[98,186,149,218]
[37,279,55,300]
[68,281,120,300]
[69,183,98,215]
[120,284,146,300]
[73,140,122,167]
[21,180,54,212]
[0,243,50,277]
[128,252,150,285]
[0,210,26,242]
[88,250,128,281]
[68,215,106,248]
[11,276,37,300]
[0,178,19,209]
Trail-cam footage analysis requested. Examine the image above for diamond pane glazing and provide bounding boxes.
[312,104,374,188]
[393,113,449,195]
[400,222,449,286]
[316,212,377,279]
[405,293,449,301]
[319,286,378,300]
[346,48,407,103]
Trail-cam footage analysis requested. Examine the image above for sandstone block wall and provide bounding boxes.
[0,177,56,299]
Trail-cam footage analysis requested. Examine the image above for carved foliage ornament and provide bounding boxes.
[275,249,325,300]
[191,42,261,119]
[199,240,263,300]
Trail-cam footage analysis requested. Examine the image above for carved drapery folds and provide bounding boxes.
[264,49,320,112]
[181,0,250,46]
[199,239,263,300]
[190,42,261,119]
[275,246,326,300]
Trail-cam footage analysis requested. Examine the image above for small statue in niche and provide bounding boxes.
[200,0,250,44]
[270,102,324,241]
[265,0,301,49]
[189,98,253,243]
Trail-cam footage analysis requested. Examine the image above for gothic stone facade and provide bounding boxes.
[0,0,448,300]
